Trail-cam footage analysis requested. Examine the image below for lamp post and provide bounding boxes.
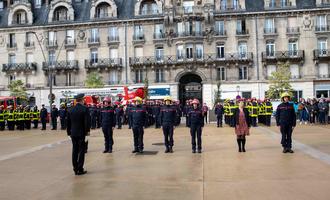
[29,31,71,126]
[236,85,240,95]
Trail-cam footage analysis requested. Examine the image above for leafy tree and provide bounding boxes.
[267,62,293,100]
[143,77,149,100]
[214,80,222,106]
[8,80,28,99]
[85,71,104,88]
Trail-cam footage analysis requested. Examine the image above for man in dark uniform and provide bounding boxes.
[59,103,67,130]
[90,104,97,129]
[51,104,59,130]
[67,93,91,175]
[160,96,177,153]
[214,102,224,127]
[130,97,147,153]
[115,104,124,129]
[24,106,31,130]
[276,92,296,154]
[264,98,273,126]
[7,106,15,130]
[0,106,5,131]
[40,104,48,130]
[32,106,39,129]
[100,97,116,153]
[183,100,191,127]
[175,100,182,126]
[127,101,133,129]
[250,98,258,127]
[153,100,161,128]
[188,99,204,153]
[17,105,25,131]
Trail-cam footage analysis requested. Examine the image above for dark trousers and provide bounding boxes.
[0,121,5,130]
[41,119,46,130]
[155,115,161,128]
[319,112,326,124]
[280,124,293,149]
[116,115,122,129]
[251,117,257,127]
[51,118,57,130]
[230,116,236,127]
[132,126,144,150]
[91,117,96,129]
[18,120,24,130]
[71,136,86,173]
[25,120,31,129]
[309,113,316,124]
[8,121,15,130]
[33,120,38,128]
[216,116,223,127]
[102,127,114,151]
[185,116,189,127]
[190,125,202,150]
[265,115,271,126]
[162,125,174,148]
[60,118,66,130]
[204,114,208,124]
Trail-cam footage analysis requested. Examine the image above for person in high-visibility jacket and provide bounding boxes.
[24,106,32,130]
[17,105,25,131]
[264,98,273,126]
[258,100,265,125]
[224,99,230,125]
[229,100,237,127]
[32,106,40,129]
[7,106,15,131]
[250,98,258,127]
[0,106,5,131]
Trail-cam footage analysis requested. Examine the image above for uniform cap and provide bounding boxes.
[74,93,85,100]
[134,97,143,102]
[103,96,111,102]
[281,92,291,99]
[164,96,172,102]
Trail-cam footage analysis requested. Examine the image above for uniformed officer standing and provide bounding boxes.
[153,101,161,128]
[276,92,296,153]
[264,98,273,126]
[115,105,124,129]
[90,104,97,129]
[7,106,15,130]
[59,103,67,130]
[17,105,25,131]
[130,97,147,153]
[32,106,39,129]
[188,99,204,153]
[100,97,116,153]
[160,96,177,153]
[214,102,224,127]
[51,104,59,130]
[0,106,5,131]
[250,98,259,127]
[40,104,48,130]
[24,106,31,130]
[67,93,91,175]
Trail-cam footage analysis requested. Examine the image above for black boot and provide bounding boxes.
[237,139,242,152]
[165,146,170,153]
[242,138,246,152]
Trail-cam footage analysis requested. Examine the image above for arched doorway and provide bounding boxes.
[179,73,202,106]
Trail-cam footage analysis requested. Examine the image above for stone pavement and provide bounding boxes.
[0,123,330,200]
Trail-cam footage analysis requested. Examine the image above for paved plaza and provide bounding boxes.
[0,123,330,200]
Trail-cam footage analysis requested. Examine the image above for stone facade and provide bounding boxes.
[0,0,329,107]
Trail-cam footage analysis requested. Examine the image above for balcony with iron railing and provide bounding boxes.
[88,37,100,47]
[318,74,330,79]
[64,39,76,49]
[214,30,227,37]
[24,41,34,48]
[236,29,249,37]
[263,27,278,36]
[175,6,203,15]
[94,12,115,19]
[266,1,294,9]
[133,34,145,44]
[313,49,330,62]
[129,52,253,67]
[2,62,37,73]
[107,35,120,45]
[46,40,58,49]
[153,32,166,41]
[286,27,300,35]
[84,58,123,70]
[315,25,330,33]
[7,43,17,51]
[174,31,204,38]
[140,9,161,16]
[42,60,79,71]
[218,4,243,12]
[261,50,305,63]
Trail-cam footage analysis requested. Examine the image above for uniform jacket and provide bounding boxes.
[51,108,59,118]
[160,105,177,126]
[67,103,91,137]
[40,108,48,119]
[188,107,204,127]
[276,102,296,127]
[59,108,67,119]
[214,105,224,117]
[130,105,147,128]
[100,106,116,127]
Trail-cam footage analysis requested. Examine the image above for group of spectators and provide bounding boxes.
[293,98,330,125]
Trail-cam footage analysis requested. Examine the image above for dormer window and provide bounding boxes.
[183,0,194,13]
[13,10,27,25]
[96,2,112,18]
[140,0,159,15]
[53,6,68,21]
[35,0,41,8]
[0,1,3,10]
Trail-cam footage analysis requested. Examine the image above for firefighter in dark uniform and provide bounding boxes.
[130,97,147,153]
[67,93,91,175]
[214,102,224,127]
[127,101,133,129]
[115,104,124,129]
[153,100,161,128]
[7,106,15,130]
[24,106,31,130]
[32,106,39,129]
[17,105,25,131]
[59,103,67,130]
[229,100,236,127]
[188,99,204,153]
[51,104,59,130]
[40,104,48,130]
[160,96,177,153]
[264,98,273,126]
[0,106,5,131]
[276,92,296,154]
[100,97,116,153]
[250,98,258,127]
[175,100,182,126]
[183,101,191,127]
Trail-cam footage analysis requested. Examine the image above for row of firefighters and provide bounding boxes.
[0,97,273,132]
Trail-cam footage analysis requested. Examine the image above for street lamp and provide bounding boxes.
[29,31,71,125]
[236,85,240,95]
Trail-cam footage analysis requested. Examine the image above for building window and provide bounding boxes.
[155,47,164,62]
[186,44,193,59]
[318,63,329,78]
[266,41,275,57]
[154,24,164,39]
[239,66,248,80]
[185,21,193,36]
[264,18,275,33]
[9,54,16,64]
[238,42,247,58]
[177,45,184,60]
[242,92,252,99]
[48,31,57,46]
[135,70,143,83]
[48,51,55,65]
[25,32,33,47]
[109,70,118,84]
[0,1,3,10]
[8,33,16,48]
[155,69,164,83]
[318,39,327,55]
[108,27,118,41]
[216,45,225,59]
[177,22,185,36]
[35,0,41,8]
[66,30,75,44]
[196,44,203,59]
[9,75,16,83]
[53,6,68,21]
[134,47,144,63]
[183,1,194,13]
[90,28,99,42]
[13,10,27,24]
[26,53,34,63]
[215,20,225,35]
[141,1,158,15]
[288,41,298,56]
[217,67,226,81]
[316,15,327,31]
[96,3,110,18]
[195,21,202,36]
[109,48,118,64]
[236,19,247,34]
[134,25,144,40]
[90,49,98,63]
[220,0,227,10]
[316,90,329,98]
[292,90,303,100]
[232,0,239,9]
